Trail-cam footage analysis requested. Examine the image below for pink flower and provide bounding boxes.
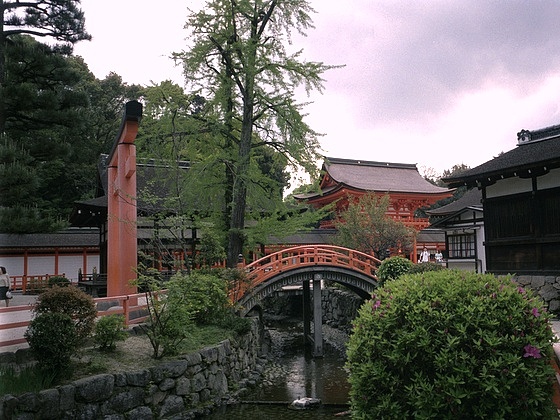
[532,307,540,317]
[517,287,526,294]
[372,300,381,311]
[523,344,542,359]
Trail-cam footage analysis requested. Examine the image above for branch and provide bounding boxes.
[257,0,277,38]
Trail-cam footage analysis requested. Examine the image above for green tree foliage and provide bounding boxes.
[25,312,77,380]
[33,285,96,345]
[136,80,319,269]
[0,35,140,232]
[195,228,227,268]
[1,0,91,132]
[334,194,415,259]
[169,271,230,325]
[440,163,471,185]
[138,269,194,359]
[136,81,226,267]
[417,163,472,218]
[346,271,557,419]
[176,0,339,267]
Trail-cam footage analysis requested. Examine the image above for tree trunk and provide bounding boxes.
[0,4,6,134]
[226,29,257,267]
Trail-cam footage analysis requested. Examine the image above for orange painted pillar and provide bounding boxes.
[107,101,142,297]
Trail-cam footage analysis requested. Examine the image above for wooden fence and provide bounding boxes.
[8,275,62,294]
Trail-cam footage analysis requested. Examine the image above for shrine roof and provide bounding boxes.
[70,156,191,226]
[320,157,451,194]
[426,188,482,216]
[444,123,560,188]
[0,229,99,249]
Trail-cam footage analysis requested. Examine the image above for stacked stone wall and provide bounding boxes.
[512,274,560,313]
[321,288,365,332]
[0,318,267,419]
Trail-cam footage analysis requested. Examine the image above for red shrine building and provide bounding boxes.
[294,157,453,261]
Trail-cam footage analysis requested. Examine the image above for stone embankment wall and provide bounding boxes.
[0,318,267,420]
[512,275,560,313]
[321,288,365,332]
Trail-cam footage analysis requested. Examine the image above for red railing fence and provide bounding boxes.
[0,292,152,349]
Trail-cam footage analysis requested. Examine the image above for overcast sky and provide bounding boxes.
[73,0,560,178]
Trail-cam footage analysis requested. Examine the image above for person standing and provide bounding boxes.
[0,266,11,307]
[419,247,430,263]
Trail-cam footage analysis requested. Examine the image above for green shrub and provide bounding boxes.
[408,261,445,274]
[218,313,252,336]
[33,286,96,345]
[346,271,557,419]
[376,255,413,283]
[27,277,48,294]
[94,314,128,351]
[25,312,77,380]
[211,267,250,304]
[170,271,230,325]
[48,275,70,288]
[139,271,194,359]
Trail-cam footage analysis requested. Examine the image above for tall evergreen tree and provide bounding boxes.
[1,0,91,132]
[0,35,140,232]
[176,0,338,267]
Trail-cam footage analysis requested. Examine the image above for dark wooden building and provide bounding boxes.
[444,124,560,276]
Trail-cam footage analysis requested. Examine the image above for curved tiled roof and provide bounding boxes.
[324,157,451,194]
[444,124,560,188]
[0,230,99,248]
[426,188,482,216]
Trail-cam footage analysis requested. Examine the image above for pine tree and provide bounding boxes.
[1,0,91,132]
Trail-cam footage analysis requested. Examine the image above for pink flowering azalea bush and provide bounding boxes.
[346,271,558,419]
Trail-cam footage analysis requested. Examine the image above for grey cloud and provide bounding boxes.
[305,1,560,126]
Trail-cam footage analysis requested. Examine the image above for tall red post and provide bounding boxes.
[107,101,142,297]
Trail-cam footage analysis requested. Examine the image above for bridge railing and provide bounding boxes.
[230,245,381,301]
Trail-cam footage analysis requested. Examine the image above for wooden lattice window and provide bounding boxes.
[448,234,475,258]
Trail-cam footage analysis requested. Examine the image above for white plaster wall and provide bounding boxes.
[0,257,24,277]
[58,255,100,280]
[27,256,55,276]
[477,225,486,273]
[447,260,479,271]
[486,176,532,198]
[537,168,560,190]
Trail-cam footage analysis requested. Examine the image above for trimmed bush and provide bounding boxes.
[48,275,70,288]
[25,312,77,379]
[376,255,413,283]
[408,261,445,274]
[346,271,557,419]
[33,286,96,344]
[94,314,128,351]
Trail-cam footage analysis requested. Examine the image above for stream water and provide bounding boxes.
[205,318,351,419]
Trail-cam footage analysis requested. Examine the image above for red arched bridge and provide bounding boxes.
[230,245,381,317]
